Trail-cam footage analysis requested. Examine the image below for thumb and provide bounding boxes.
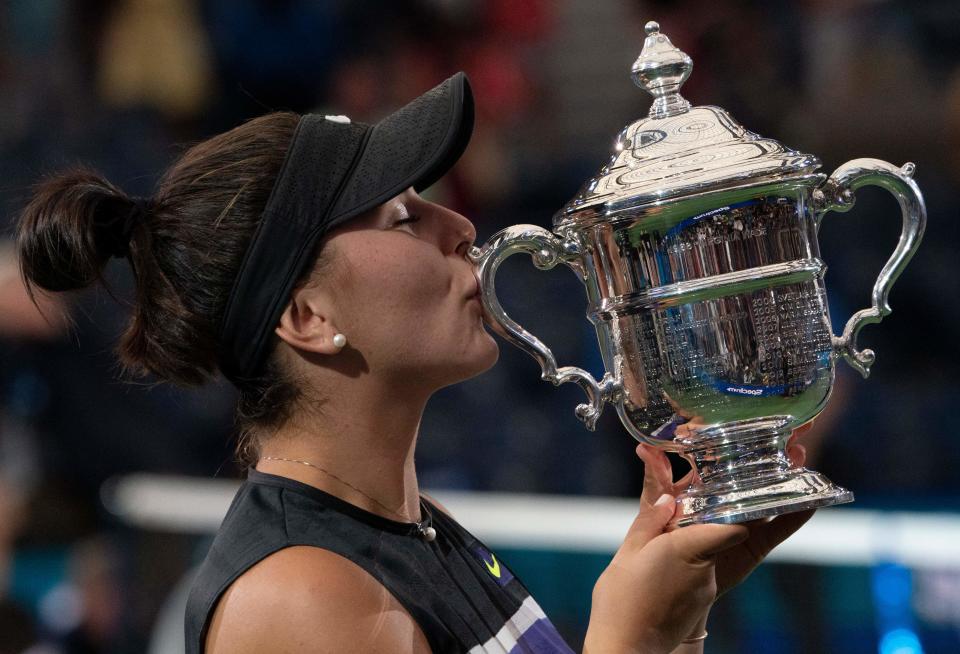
[668,523,750,562]
[624,492,676,548]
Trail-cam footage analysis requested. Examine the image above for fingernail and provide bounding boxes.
[654,493,673,507]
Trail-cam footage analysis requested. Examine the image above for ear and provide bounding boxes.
[275,284,344,355]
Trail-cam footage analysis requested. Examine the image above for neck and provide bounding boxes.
[255,376,430,523]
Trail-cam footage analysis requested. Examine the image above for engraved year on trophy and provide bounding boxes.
[469,22,926,527]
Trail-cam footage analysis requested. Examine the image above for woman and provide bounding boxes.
[18,73,811,653]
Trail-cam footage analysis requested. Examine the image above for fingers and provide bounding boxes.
[787,421,812,466]
[669,523,751,561]
[749,509,815,556]
[791,421,814,438]
[636,444,674,508]
[787,443,807,467]
[624,492,677,547]
[636,444,697,499]
[624,445,680,548]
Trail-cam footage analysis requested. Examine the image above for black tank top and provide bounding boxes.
[185,470,575,653]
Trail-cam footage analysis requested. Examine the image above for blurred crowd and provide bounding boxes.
[0,0,958,652]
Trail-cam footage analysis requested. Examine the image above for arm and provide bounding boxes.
[205,546,432,654]
[583,442,813,654]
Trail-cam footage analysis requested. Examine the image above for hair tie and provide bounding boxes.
[99,196,151,259]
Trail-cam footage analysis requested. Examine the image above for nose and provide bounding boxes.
[435,203,476,258]
[454,215,476,258]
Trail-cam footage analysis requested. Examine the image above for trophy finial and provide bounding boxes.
[632,21,693,119]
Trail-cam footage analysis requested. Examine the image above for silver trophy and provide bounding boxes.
[469,22,926,526]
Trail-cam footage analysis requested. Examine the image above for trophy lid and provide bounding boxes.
[555,21,820,226]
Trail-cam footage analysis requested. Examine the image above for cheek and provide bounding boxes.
[337,246,451,339]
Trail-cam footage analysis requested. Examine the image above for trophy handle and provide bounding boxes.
[815,158,927,377]
[468,224,621,430]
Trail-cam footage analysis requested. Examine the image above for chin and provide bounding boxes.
[439,338,500,388]
[465,338,501,378]
[474,337,500,374]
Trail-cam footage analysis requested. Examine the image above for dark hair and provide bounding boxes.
[16,112,314,465]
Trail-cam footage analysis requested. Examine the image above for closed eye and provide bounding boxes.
[394,215,420,227]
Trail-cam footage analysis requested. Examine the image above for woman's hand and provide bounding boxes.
[584,432,813,654]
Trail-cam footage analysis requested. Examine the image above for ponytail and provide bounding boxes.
[15,113,311,456]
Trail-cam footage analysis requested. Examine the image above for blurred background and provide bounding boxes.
[0,0,958,652]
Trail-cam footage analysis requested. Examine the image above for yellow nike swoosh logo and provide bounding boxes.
[484,554,501,578]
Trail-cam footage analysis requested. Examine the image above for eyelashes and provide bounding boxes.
[391,198,419,228]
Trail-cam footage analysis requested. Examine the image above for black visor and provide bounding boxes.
[218,72,474,383]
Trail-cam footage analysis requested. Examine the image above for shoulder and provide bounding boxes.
[204,546,431,654]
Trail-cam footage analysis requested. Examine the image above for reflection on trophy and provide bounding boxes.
[470,22,926,527]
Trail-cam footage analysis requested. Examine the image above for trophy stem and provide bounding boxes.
[689,430,793,487]
[671,420,854,528]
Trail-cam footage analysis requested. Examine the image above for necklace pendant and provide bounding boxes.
[420,525,437,542]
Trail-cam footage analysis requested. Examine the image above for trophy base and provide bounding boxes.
[646,416,854,528]
[670,468,853,528]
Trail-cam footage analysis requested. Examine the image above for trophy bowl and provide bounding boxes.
[469,22,926,527]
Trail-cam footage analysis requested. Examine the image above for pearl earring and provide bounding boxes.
[332,333,347,349]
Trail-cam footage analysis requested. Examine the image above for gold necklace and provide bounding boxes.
[259,456,437,541]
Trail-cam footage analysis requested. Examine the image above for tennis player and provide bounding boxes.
[17,73,812,653]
